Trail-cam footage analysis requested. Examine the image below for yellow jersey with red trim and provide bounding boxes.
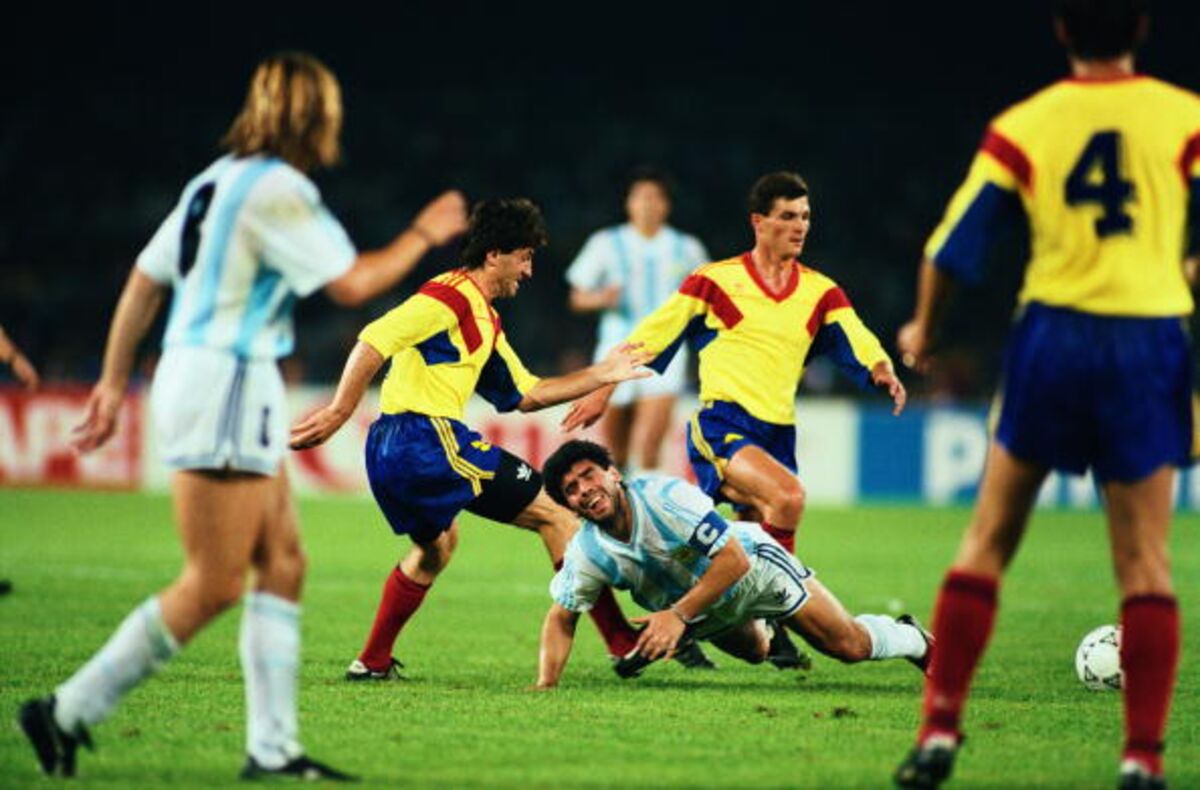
[358,269,541,418]
[626,253,891,426]
[926,74,1200,317]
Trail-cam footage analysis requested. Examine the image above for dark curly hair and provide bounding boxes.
[1055,0,1147,59]
[748,171,809,216]
[460,198,549,269]
[542,440,616,507]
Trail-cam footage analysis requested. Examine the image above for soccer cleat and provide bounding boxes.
[612,647,656,679]
[17,695,94,777]
[898,614,935,674]
[673,637,717,670]
[767,623,813,670]
[239,755,359,782]
[893,736,959,789]
[344,657,404,682]
[1117,760,1167,790]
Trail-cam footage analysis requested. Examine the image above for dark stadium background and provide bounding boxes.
[3,4,1198,398]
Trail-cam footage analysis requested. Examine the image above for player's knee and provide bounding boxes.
[418,529,458,575]
[772,482,806,525]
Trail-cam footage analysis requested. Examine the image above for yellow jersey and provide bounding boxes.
[927,75,1200,317]
[627,253,891,425]
[358,269,541,418]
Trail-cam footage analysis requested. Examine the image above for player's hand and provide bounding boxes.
[10,352,40,391]
[896,319,933,374]
[631,611,686,662]
[561,386,613,432]
[596,342,654,385]
[411,190,468,246]
[289,404,351,450]
[871,361,907,416]
[596,285,622,310]
[72,381,125,453]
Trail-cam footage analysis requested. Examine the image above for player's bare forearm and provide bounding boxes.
[289,341,384,450]
[519,343,652,412]
[568,286,621,314]
[898,258,954,371]
[534,605,579,689]
[560,384,617,431]
[99,269,167,391]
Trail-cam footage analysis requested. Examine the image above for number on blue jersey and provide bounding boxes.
[1065,131,1134,238]
[178,182,216,277]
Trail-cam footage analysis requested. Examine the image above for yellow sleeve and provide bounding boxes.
[628,272,731,373]
[357,294,456,358]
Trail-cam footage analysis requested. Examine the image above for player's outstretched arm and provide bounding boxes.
[73,269,167,453]
[897,257,955,373]
[324,191,468,306]
[633,540,751,661]
[519,343,652,413]
[289,341,385,449]
[568,285,622,314]
[533,604,580,690]
[0,325,40,391]
[560,384,616,431]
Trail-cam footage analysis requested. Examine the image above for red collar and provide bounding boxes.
[741,252,799,302]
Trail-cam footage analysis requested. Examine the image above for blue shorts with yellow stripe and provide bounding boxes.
[995,302,1194,483]
[365,412,539,543]
[686,400,797,502]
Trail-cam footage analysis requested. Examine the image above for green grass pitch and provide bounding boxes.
[1,488,1197,788]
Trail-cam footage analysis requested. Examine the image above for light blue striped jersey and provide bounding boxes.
[136,155,356,359]
[565,224,708,361]
[550,473,774,616]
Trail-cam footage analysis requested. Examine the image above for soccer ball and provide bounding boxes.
[1075,624,1122,691]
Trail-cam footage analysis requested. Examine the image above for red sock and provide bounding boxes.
[552,558,638,656]
[1121,594,1179,776]
[762,523,795,554]
[358,566,430,671]
[918,570,999,743]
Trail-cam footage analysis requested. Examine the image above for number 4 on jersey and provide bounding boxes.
[1065,130,1135,238]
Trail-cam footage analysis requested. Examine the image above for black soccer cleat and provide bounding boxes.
[672,637,717,670]
[898,614,935,674]
[240,755,359,782]
[894,738,959,789]
[17,695,94,777]
[1117,761,1167,790]
[767,623,813,670]
[344,657,404,682]
[612,647,656,679]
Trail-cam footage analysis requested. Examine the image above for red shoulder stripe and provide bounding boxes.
[679,275,743,328]
[419,281,482,353]
[806,286,851,337]
[980,129,1033,190]
[1179,131,1200,185]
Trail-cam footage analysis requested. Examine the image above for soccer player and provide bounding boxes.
[565,172,906,556]
[289,198,658,682]
[892,2,1199,787]
[18,52,468,781]
[532,440,932,688]
[566,168,709,472]
[0,324,40,391]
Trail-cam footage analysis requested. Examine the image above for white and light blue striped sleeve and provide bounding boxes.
[683,233,710,268]
[654,477,731,558]
[549,540,608,612]
[135,201,184,285]
[244,168,356,297]
[565,229,618,291]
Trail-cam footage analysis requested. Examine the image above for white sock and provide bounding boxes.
[54,596,179,731]
[855,614,928,661]
[239,592,303,768]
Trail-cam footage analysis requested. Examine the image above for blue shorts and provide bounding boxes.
[365,413,542,543]
[686,400,797,502]
[995,302,1194,483]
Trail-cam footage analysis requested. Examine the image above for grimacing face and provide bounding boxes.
[488,247,535,299]
[560,459,623,522]
[752,195,811,260]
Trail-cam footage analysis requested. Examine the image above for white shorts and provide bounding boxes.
[692,541,813,640]
[150,346,288,475]
[602,345,688,408]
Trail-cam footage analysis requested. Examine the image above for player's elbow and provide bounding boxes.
[324,273,372,307]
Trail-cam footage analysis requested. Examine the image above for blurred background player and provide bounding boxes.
[893,2,1199,787]
[290,198,655,682]
[566,168,709,473]
[533,440,931,688]
[18,51,468,781]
